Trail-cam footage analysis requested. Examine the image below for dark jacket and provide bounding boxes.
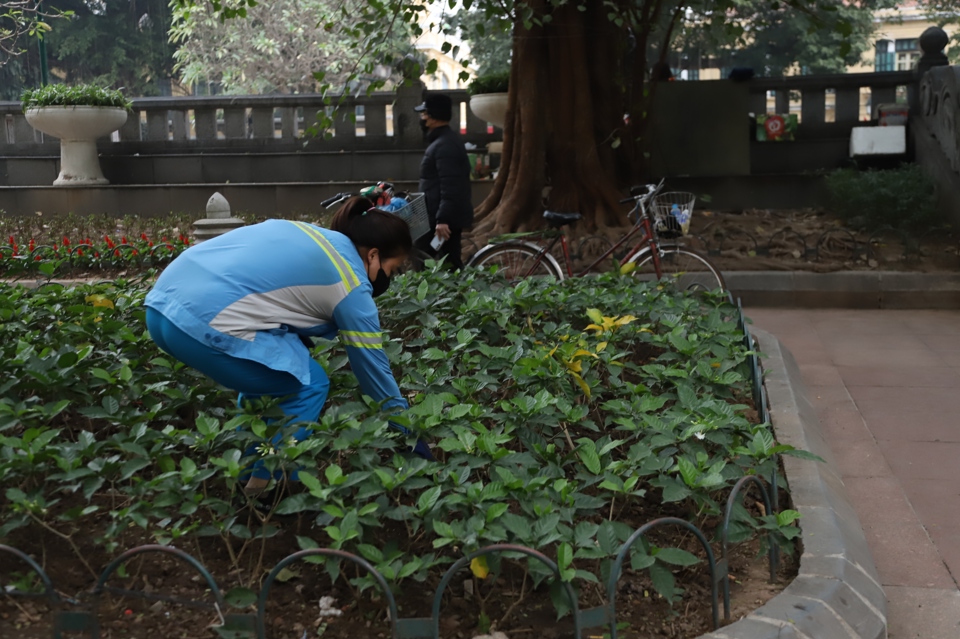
[419,125,473,229]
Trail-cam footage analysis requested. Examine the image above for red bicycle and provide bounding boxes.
[466,180,726,292]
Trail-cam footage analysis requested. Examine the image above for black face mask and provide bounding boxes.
[419,118,430,133]
[371,268,391,298]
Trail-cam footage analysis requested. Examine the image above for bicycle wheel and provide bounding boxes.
[468,242,564,282]
[629,245,725,293]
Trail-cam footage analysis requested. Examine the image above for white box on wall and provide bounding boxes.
[850,125,906,156]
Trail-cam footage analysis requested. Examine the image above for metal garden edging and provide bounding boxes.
[695,328,887,639]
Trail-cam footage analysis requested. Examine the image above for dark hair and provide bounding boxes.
[329,196,413,259]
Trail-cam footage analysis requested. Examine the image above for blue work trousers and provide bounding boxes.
[146,308,328,479]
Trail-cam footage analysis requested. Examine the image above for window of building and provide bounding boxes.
[875,40,894,72]
[895,38,920,71]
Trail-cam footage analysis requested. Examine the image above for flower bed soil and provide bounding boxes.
[1,490,796,639]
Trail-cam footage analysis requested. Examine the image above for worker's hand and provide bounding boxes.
[435,223,451,241]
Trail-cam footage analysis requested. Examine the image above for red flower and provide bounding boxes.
[114,249,120,257]
[62,236,70,246]
[121,236,128,244]
[132,249,138,256]
[28,239,35,252]
[77,248,84,257]
[141,233,149,241]
[105,236,115,248]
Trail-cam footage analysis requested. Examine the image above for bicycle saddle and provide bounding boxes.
[543,210,582,228]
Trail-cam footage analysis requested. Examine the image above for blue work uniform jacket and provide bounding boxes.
[144,220,406,412]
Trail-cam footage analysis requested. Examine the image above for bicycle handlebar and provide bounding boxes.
[321,192,353,208]
[622,179,666,204]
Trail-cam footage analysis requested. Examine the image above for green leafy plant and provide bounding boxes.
[0,264,810,626]
[468,71,510,95]
[825,164,938,234]
[21,84,132,111]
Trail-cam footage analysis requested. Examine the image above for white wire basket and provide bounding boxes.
[394,193,431,241]
[652,192,696,238]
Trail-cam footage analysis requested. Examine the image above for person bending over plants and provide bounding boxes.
[144,197,433,498]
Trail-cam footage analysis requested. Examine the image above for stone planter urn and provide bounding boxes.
[469,93,509,129]
[24,106,128,186]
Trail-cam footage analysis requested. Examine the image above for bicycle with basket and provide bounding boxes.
[320,182,432,244]
[465,180,725,292]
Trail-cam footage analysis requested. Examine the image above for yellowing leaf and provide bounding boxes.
[710,362,721,368]
[585,324,603,333]
[620,261,637,275]
[85,294,114,309]
[596,341,608,353]
[614,315,637,327]
[640,327,653,333]
[571,372,591,398]
[564,359,583,374]
[585,308,604,325]
[470,556,490,579]
[546,345,559,358]
[573,349,598,359]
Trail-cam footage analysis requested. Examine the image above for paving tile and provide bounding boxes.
[844,477,916,524]
[876,440,960,482]
[885,586,960,639]
[861,521,955,588]
[817,406,873,441]
[934,349,960,367]
[902,311,960,336]
[830,347,944,368]
[848,386,960,415]
[898,479,960,536]
[838,365,960,388]
[830,439,894,478]
[798,363,844,387]
[817,331,930,352]
[811,313,913,335]
[917,333,960,351]
[858,410,960,443]
[806,383,857,410]
[926,533,960,586]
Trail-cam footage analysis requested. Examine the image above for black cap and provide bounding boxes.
[414,93,453,122]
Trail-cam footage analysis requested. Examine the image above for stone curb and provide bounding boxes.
[698,328,886,639]
[727,270,960,309]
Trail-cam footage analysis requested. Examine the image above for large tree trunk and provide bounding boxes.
[470,1,656,246]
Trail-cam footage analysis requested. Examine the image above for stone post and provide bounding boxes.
[193,192,245,242]
[916,26,950,77]
[912,27,950,115]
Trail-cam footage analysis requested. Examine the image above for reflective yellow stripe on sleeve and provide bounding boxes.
[340,330,383,349]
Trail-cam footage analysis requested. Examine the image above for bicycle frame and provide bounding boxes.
[506,190,667,279]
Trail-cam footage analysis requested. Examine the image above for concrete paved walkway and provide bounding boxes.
[747,308,960,639]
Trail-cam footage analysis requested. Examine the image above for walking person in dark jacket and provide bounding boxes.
[414,93,473,269]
